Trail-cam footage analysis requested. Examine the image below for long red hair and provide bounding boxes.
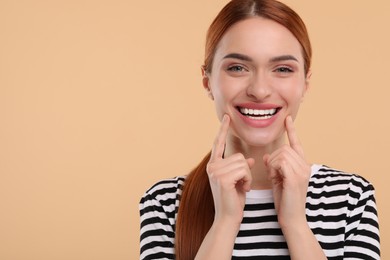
[175,1,312,259]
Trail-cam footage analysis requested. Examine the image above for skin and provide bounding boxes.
[195,17,327,259]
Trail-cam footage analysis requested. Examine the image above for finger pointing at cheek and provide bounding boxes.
[285,115,305,159]
[207,114,255,224]
[210,114,230,163]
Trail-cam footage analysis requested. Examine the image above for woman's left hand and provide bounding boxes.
[263,115,311,229]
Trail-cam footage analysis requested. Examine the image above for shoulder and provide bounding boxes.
[141,176,186,201]
[310,164,375,191]
[308,164,376,206]
[308,165,380,258]
[139,176,186,214]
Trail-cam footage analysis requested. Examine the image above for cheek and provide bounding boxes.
[213,90,230,115]
[281,79,306,101]
[210,80,240,120]
[277,80,306,113]
[210,76,233,102]
[287,86,306,117]
[209,82,227,118]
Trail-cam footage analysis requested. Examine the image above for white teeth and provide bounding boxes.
[239,107,277,116]
[247,115,273,120]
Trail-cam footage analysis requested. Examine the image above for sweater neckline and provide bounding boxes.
[246,164,322,199]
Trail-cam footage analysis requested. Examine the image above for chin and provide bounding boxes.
[232,127,285,148]
[244,135,279,147]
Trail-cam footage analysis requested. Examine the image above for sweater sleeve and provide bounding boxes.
[139,177,184,260]
[343,178,380,259]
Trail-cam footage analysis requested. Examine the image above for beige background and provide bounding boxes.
[0,0,388,259]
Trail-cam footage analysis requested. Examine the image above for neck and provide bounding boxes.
[224,135,285,190]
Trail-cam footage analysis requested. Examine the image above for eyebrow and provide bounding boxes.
[223,53,298,63]
[223,53,253,62]
[269,55,299,63]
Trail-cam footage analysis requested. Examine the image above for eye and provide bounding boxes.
[275,66,294,73]
[227,65,247,72]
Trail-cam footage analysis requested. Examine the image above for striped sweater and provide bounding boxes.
[139,164,380,259]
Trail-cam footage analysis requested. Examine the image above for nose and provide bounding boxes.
[246,72,272,100]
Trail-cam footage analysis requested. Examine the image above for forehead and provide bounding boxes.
[214,17,303,64]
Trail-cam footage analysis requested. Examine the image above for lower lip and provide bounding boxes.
[236,109,280,128]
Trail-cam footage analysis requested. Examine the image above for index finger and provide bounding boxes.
[210,114,230,162]
[285,115,305,158]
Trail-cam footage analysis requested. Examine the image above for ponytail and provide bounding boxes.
[175,152,214,260]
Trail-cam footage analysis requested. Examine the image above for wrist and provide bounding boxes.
[280,220,311,239]
[212,217,241,237]
[214,210,243,227]
[195,218,241,260]
[280,221,327,259]
[277,210,307,231]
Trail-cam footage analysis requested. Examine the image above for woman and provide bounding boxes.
[139,0,380,259]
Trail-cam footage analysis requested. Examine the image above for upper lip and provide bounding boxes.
[235,103,281,110]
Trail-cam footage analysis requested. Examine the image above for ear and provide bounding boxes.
[201,66,214,100]
[301,70,312,102]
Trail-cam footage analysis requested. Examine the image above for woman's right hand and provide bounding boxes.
[206,114,255,227]
[195,114,255,259]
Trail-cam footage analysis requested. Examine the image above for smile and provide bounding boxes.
[237,107,280,120]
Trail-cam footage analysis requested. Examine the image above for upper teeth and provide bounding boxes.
[239,107,277,116]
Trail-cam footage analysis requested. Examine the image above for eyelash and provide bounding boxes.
[226,65,294,74]
[227,65,247,72]
[275,66,294,73]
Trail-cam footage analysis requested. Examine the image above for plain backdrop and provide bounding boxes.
[0,0,389,259]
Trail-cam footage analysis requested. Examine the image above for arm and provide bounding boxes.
[195,115,254,259]
[195,219,241,260]
[344,182,380,259]
[281,222,327,260]
[264,116,327,259]
[139,180,179,260]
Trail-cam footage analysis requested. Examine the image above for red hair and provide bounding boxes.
[175,1,312,259]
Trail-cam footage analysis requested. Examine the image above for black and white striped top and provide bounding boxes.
[139,164,380,259]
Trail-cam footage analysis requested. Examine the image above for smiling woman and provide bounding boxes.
[204,17,308,147]
[139,0,380,259]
